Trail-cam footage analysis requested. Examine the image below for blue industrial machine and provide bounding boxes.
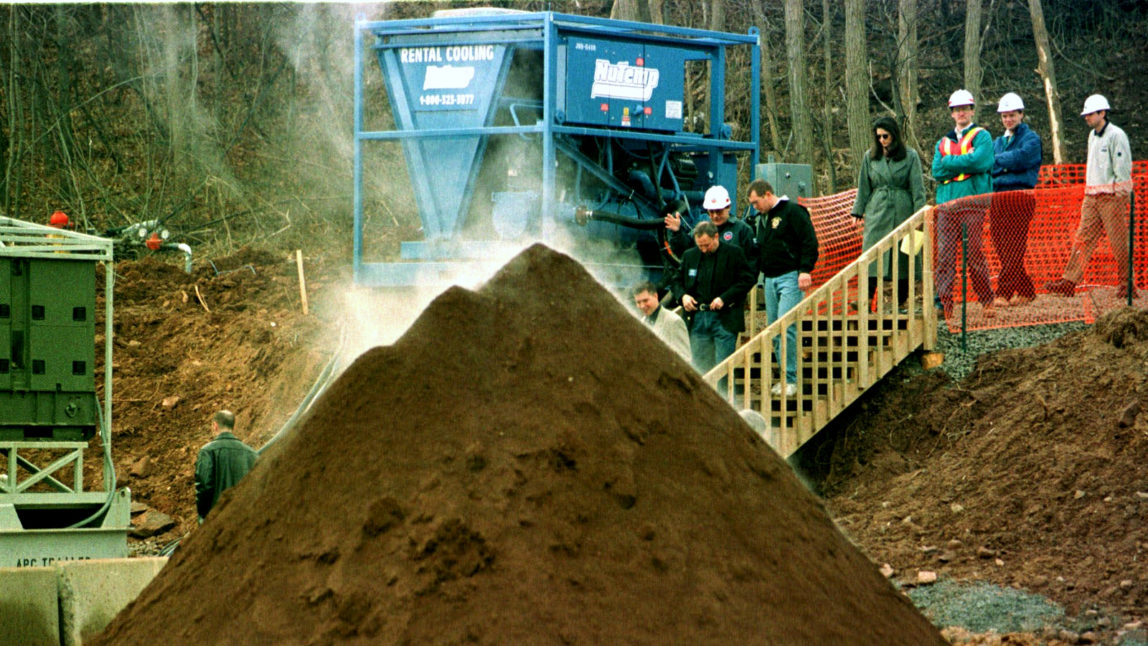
[0,216,130,566]
[353,10,760,286]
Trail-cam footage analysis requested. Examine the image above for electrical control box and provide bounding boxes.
[0,257,97,441]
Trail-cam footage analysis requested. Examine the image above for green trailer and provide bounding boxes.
[0,216,130,567]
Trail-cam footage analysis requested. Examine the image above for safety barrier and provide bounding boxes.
[936,162,1145,331]
[711,206,937,458]
[745,162,1146,338]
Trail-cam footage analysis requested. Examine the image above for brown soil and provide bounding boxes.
[815,308,1148,627]
[95,248,343,540]
[92,245,944,645]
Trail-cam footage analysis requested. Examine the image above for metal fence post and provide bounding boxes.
[961,221,968,351]
[1129,191,1136,307]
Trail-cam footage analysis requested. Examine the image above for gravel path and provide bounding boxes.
[932,320,1089,382]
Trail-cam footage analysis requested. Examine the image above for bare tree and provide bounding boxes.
[897,0,920,151]
[845,0,869,175]
[752,0,782,154]
[784,0,814,167]
[609,0,652,23]
[1029,0,1065,163]
[821,0,837,191]
[962,0,1000,120]
[709,0,725,31]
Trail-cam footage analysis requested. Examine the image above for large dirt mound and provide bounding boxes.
[825,308,1148,619]
[95,244,943,645]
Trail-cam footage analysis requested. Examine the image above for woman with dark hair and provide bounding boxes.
[851,116,926,310]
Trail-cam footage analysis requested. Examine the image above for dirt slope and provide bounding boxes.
[93,245,943,646]
[99,249,339,538]
[822,308,1148,622]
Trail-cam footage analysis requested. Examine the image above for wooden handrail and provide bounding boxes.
[704,206,937,457]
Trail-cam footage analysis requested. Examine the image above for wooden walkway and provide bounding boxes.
[704,206,938,458]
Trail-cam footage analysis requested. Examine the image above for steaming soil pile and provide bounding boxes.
[823,308,1148,620]
[95,245,943,645]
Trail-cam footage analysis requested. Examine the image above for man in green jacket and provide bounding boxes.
[195,410,257,522]
[931,89,996,318]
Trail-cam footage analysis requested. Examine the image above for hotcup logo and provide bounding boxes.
[591,60,660,102]
[424,65,475,90]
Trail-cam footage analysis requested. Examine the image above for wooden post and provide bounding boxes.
[295,249,309,316]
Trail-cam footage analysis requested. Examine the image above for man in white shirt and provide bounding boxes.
[1045,94,1135,299]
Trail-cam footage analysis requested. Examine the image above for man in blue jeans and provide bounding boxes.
[671,221,756,376]
[748,179,819,397]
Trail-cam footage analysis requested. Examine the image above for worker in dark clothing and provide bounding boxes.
[671,220,756,376]
[195,410,257,522]
[664,185,757,260]
[748,179,819,397]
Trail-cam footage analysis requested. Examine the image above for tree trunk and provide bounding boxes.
[752,0,782,154]
[963,0,983,120]
[610,0,652,23]
[821,0,837,191]
[1029,0,1064,163]
[784,0,814,169]
[709,0,725,32]
[845,0,869,176]
[897,0,921,151]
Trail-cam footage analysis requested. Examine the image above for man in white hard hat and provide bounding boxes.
[988,92,1043,307]
[1045,94,1136,299]
[664,184,757,259]
[931,89,997,319]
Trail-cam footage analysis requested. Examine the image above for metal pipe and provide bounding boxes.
[163,243,193,273]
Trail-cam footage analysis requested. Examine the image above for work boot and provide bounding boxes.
[1044,278,1076,297]
[1116,283,1139,300]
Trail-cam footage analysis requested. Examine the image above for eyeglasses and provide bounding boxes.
[877,133,893,141]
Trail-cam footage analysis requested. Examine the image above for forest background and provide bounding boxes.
[1,0,1145,259]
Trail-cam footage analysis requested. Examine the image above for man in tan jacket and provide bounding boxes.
[632,281,691,361]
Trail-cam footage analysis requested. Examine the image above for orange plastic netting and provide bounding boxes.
[798,161,1147,332]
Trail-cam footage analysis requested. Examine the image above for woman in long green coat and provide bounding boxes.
[851,116,927,309]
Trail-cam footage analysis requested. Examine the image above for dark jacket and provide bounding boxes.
[195,431,258,519]
[755,197,819,278]
[669,218,757,260]
[672,242,756,334]
[991,121,1042,191]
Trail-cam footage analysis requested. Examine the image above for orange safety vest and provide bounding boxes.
[939,126,984,184]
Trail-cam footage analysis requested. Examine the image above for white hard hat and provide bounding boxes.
[997,92,1024,113]
[1080,94,1111,116]
[702,185,731,210]
[948,89,975,108]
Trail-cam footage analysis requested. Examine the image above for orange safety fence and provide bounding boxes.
[798,162,1147,333]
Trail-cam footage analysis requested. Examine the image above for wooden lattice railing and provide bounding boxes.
[704,206,937,458]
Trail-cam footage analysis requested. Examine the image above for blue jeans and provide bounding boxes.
[689,310,737,375]
[764,271,802,383]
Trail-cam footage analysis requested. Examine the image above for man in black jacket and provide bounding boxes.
[195,410,258,522]
[672,221,756,376]
[748,180,819,397]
